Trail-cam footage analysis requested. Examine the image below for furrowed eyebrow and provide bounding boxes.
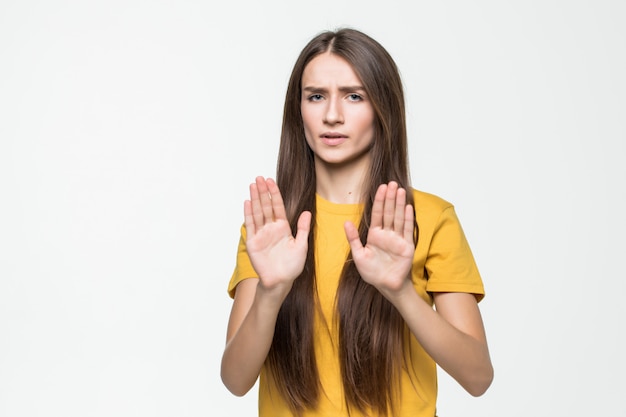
[302,85,366,94]
[338,86,366,93]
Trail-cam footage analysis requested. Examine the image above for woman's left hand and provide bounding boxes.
[344,182,415,297]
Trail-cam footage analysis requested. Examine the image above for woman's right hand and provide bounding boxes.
[244,176,311,297]
[222,178,310,395]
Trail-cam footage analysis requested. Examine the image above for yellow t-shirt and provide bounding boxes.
[227,189,485,417]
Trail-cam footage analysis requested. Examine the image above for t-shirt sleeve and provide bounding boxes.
[424,206,485,301]
[227,224,259,299]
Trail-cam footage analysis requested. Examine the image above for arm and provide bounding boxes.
[382,288,493,396]
[344,182,493,396]
[221,177,311,396]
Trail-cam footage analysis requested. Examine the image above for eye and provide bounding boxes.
[307,94,324,102]
[347,93,363,102]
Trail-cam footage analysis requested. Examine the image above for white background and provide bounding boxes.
[1,1,625,416]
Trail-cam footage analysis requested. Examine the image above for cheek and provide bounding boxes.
[300,108,315,137]
[354,110,375,134]
[300,119,313,147]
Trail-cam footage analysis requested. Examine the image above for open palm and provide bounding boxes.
[244,177,311,291]
[344,182,415,294]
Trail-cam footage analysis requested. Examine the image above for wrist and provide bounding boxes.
[255,279,293,305]
[377,275,416,306]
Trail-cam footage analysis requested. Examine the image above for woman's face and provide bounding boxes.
[300,52,375,170]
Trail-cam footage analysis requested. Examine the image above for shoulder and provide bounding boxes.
[409,188,467,241]
[411,188,454,217]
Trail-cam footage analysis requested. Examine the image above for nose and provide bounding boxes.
[323,98,344,125]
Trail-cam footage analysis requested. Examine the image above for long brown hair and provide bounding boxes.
[272,28,417,416]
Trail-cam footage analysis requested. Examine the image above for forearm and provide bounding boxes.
[386,285,493,396]
[220,283,287,396]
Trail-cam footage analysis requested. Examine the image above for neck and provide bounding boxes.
[314,158,369,204]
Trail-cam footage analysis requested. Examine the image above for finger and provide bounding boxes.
[249,182,264,229]
[344,220,364,253]
[394,187,407,234]
[243,199,256,236]
[255,177,274,223]
[266,178,288,221]
[383,181,398,229]
[295,210,312,245]
[403,204,415,243]
[370,184,387,229]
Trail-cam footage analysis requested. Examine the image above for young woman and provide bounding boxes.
[221,28,493,417]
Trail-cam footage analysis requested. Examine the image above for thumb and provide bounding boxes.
[344,221,363,252]
[294,211,312,244]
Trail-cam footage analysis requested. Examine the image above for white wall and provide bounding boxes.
[1,1,624,416]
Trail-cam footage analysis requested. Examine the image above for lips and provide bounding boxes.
[320,132,348,146]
